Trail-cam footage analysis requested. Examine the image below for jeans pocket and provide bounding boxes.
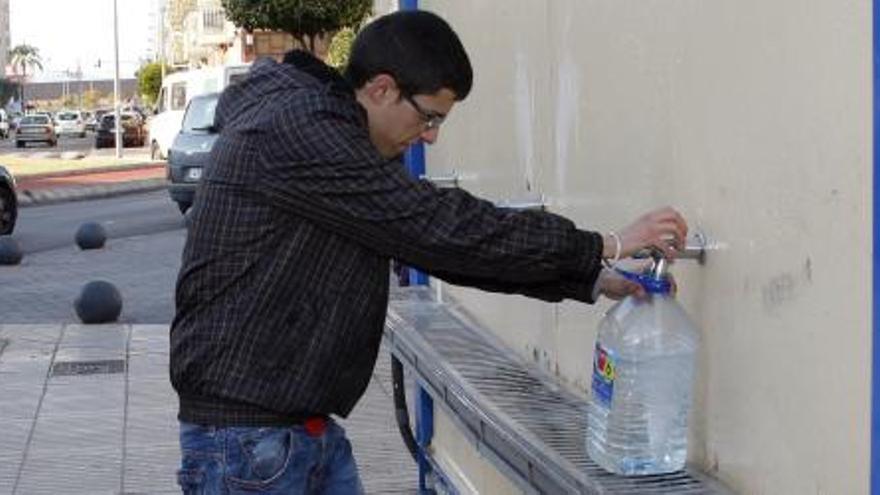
[226,427,296,489]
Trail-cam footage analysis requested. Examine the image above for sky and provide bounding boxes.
[10,0,157,82]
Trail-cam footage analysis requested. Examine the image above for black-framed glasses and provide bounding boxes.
[402,93,446,131]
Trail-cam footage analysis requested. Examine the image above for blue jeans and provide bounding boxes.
[177,420,365,494]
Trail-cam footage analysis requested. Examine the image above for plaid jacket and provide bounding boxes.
[170,53,604,425]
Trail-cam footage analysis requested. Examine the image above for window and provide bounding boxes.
[171,83,187,111]
[228,73,248,85]
[181,95,219,133]
[157,88,167,113]
[20,116,49,125]
[203,8,224,30]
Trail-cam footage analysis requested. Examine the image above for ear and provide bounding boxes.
[362,74,399,106]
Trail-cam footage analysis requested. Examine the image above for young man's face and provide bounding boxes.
[356,75,457,159]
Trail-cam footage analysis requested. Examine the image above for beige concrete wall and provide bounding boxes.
[420,1,872,493]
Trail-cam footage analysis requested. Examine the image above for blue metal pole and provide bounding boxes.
[416,386,435,493]
[399,0,429,287]
[404,145,429,286]
[873,0,879,490]
[400,1,433,491]
[399,4,433,491]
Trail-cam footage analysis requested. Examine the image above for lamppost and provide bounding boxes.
[113,0,122,158]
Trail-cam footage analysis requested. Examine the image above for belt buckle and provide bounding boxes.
[304,416,327,437]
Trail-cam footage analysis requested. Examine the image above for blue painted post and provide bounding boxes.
[404,145,429,286]
[399,0,429,287]
[398,2,434,492]
[399,0,419,11]
[873,0,879,491]
[416,385,435,493]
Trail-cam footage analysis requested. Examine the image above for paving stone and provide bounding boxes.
[15,453,122,494]
[0,324,419,492]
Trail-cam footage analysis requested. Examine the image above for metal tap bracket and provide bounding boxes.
[495,194,547,211]
[420,172,461,189]
[634,229,709,266]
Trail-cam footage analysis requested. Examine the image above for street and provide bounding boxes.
[0,190,184,323]
[14,189,181,253]
[0,131,149,155]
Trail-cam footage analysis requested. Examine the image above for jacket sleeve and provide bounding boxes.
[424,267,599,303]
[255,93,603,299]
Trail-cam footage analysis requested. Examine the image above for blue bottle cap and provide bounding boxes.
[614,268,672,294]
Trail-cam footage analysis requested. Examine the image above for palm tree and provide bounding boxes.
[9,44,43,110]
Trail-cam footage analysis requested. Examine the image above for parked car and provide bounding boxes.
[15,115,57,148]
[166,93,219,214]
[9,112,23,132]
[95,112,147,148]
[0,165,17,235]
[55,110,87,138]
[88,109,108,132]
[81,111,95,132]
[149,64,249,160]
[0,110,9,139]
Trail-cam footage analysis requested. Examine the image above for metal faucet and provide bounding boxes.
[634,230,709,280]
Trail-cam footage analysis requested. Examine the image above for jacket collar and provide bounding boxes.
[282,49,353,97]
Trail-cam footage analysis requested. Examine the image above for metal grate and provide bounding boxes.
[385,287,732,495]
[51,359,126,377]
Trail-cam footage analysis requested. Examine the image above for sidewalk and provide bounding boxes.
[0,324,417,494]
[0,153,166,206]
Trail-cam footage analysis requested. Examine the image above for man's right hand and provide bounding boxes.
[605,207,689,260]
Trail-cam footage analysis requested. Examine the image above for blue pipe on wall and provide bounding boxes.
[872,0,879,491]
[398,3,435,493]
[400,0,429,287]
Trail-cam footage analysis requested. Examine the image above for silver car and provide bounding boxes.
[55,110,87,138]
[15,115,57,148]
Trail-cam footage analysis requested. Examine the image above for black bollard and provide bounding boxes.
[74,280,123,324]
[75,222,107,250]
[0,236,22,265]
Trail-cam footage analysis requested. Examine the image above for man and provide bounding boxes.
[171,10,688,495]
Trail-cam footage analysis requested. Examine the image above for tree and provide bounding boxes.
[9,44,43,108]
[326,27,355,70]
[221,0,371,55]
[137,62,166,107]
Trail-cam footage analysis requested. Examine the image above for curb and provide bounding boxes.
[13,161,164,181]
[17,178,168,207]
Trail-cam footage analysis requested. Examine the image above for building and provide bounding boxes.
[24,78,137,107]
[0,0,9,75]
[157,0,345,69]
[159,0,238,68]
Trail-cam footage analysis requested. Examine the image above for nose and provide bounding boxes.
[419,127,439,144]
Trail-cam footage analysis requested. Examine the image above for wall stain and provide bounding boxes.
[762,273,795,312]
[761,257,814,314]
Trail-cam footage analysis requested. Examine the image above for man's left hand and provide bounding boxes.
[595,268,645,301]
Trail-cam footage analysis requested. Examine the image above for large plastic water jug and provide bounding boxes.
[586,262,700,476]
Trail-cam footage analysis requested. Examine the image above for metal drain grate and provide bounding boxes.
[51,359,126,377]
[385,287,732,495]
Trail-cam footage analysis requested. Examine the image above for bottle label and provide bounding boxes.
[591,342,616,408]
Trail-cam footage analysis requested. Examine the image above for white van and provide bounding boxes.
[148,64,250,159]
